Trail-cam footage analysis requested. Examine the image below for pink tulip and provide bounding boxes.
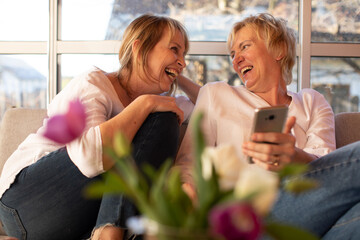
[43,99,86,144]
[209,202,262,240]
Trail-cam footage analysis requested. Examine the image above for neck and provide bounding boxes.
[108,71,133,107]
[257,86,291,106]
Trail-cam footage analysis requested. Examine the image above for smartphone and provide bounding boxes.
[247,105,288,163]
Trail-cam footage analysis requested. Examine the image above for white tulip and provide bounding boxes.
[235,166,279,216]
[201,144,246,191]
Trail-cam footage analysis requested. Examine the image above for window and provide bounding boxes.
[0,0,360,121]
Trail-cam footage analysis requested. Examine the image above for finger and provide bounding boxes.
[182,183,197,204]
[177,110,184,125]
[283,116,296,134]
[252,157,282,171]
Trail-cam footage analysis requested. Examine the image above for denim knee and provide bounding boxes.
[132,111,180,170]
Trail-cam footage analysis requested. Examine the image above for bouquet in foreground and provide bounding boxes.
[43,100,319,240]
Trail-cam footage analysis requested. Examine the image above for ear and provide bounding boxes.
[131,39,142,63]
[275,44,286,61]
[276,53,284,61]
[132,39,140,55]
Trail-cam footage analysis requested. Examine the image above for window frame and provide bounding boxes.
[0,0,359,103]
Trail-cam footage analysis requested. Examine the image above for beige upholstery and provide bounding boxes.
[0,108,47,175]
[0,108,359,236]
[335,112,360,148]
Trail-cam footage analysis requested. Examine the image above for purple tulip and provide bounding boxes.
[43,99,86,144]
[209,202,262,240]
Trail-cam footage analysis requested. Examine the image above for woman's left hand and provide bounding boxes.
[242,116,297,171]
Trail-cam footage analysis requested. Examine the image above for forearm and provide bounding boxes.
[177,75,200,104]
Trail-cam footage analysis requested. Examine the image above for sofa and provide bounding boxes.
[0,108,360,237]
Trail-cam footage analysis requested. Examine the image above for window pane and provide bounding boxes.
[311,57,360,113]
[311,0,360,43]
[62,0,299,41]
[183,55,240,87]
[0,0,48,41]
[183,55,298,90]
[0,55,47,120]
[60,54,120,89]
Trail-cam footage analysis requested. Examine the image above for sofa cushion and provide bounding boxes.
[335,112,360,149]
[0,108,47,175]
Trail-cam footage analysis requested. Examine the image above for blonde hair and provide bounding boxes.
[117,14,189,95]
[227,13,296,85]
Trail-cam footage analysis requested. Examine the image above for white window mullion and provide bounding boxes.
[299,0,312,89]
[48,0,58,103]
[0,42,47,53]
[311,43,360,57]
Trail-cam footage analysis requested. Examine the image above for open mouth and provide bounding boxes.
[165,68,178,79]
[241,66,253,76]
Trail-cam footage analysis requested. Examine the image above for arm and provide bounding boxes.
[177,74,201,104]
[100,94,184,171]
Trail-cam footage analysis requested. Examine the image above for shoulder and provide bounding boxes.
[290,88,329,106]
[289,88,333,120]
[48,67,118,114]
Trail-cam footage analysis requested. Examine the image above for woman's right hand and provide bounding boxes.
[137,94,184,124]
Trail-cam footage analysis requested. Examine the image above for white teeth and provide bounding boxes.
[165,68,178,78]
[241,66,253,75]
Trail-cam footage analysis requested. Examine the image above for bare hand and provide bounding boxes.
[137,95,184,124]
[242,116,296,171]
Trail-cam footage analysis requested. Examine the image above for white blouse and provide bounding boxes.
[176,81,336,184]
[0,67,194,198]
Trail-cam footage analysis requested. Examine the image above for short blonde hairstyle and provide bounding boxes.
[118,14,189,95]
[227,13,296,85]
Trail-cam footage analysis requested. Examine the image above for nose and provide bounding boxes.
[177,56,186,68]
[232,51,244,65]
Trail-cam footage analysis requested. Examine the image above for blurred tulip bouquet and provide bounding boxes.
[43,100,319,240]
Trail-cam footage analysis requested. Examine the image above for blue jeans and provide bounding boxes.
[270,141,360,239]
[0,112,180,240]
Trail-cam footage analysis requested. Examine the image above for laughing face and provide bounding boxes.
[230,26,282,93]
[146,28,187,93]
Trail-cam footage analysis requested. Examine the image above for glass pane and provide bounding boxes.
[311,57,360,113]
[183,55,240,87]
[0,55,47,120]
[311,0,360,43]
[61,0,299,41]
[0,0,48,41]
[60,54,120,89]
[181,55,298,95]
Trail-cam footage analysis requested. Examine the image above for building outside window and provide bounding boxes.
[0,0,359,121]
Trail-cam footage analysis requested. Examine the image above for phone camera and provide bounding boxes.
[268,114,275,120]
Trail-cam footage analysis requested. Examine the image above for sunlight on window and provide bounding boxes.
[0,0,48,41]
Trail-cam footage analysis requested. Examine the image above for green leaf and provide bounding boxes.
[265,222,320,240]
[284,178,319,194]
[113,132,131,158]
[278,163,309,179]
[188,112,229,229]
[84,171,132,198]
